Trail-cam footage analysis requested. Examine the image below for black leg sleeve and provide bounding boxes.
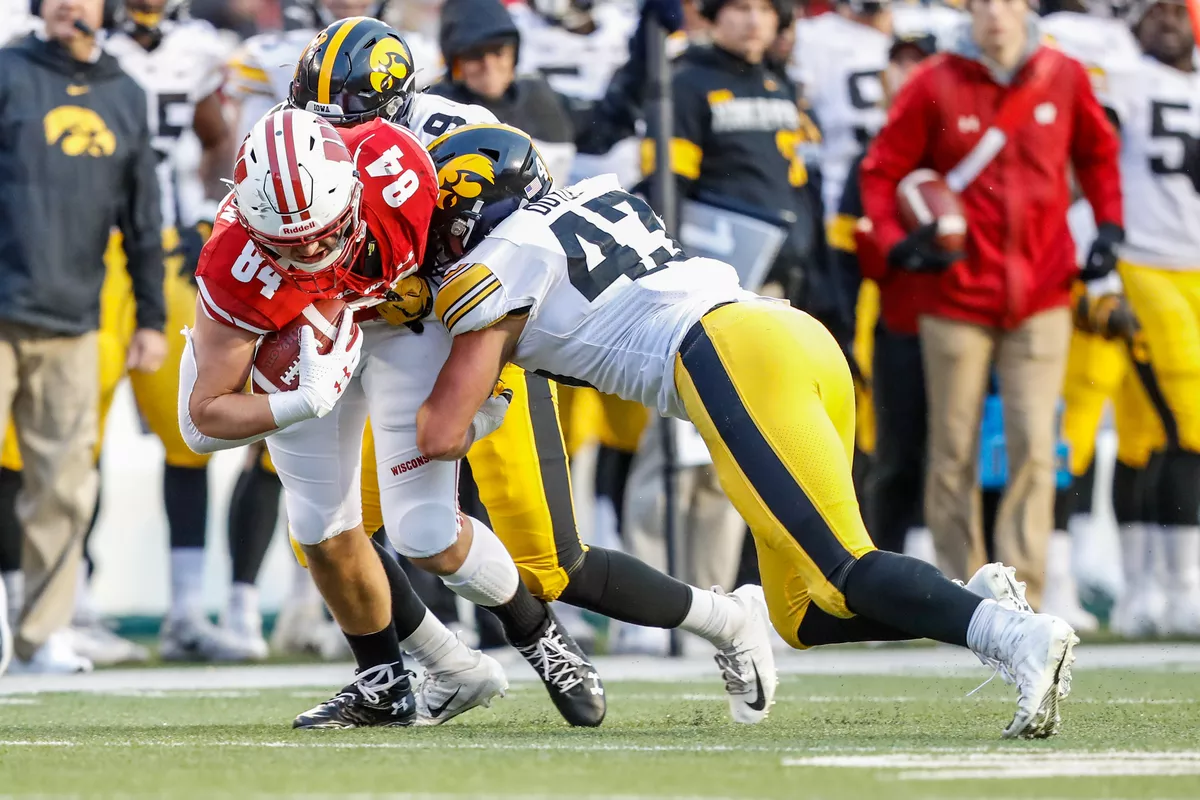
[164,465,208,550]
[228,461,282,585]
[557,547,693,629]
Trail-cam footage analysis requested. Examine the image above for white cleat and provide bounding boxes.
[415,650,508,726]
[714,585,778,724]
[985,611,1078,739]
[160,614,268,663]
[66,622,150,666]
[1162,588,1200,637]
[964,562,1033,613]
[271,601,332,657]
[1111,584,1167,639]
[9,631,92,675]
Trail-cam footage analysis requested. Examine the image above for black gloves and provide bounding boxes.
[886,222,962,273]
[1080,222,1124,282]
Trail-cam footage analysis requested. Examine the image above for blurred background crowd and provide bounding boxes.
[0,0,1194,674]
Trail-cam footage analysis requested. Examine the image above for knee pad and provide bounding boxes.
[389,502,461,559]
[1112,460,1147,525]
[1157,449,1200,526]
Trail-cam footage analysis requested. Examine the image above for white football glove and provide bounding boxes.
[268,312,362,429]
[466,382,513,447]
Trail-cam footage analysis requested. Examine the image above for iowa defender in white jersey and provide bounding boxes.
[1103,0,1200,635]
[418,124,1081,739]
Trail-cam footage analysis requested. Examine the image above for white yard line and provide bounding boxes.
[782,750,1200,781]
[3,644,1200,697]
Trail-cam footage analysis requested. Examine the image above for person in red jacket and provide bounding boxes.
[859,0,1122,608]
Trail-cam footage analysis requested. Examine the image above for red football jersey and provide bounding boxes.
[195,118,438,334]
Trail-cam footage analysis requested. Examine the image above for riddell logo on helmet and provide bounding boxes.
[280,220,319,236]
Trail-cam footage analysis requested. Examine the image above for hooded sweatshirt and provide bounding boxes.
[0,33,164,335]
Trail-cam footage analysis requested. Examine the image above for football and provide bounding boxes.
[896,169,967,253]
[250,298,351,394]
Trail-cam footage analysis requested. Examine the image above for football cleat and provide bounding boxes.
[66,622,150,666]
[973,607,1078,739]
[964,562,1033,613]
[293,662,416,729]
[713,585,778,724]
[515,609,606,727]
[160,614,268,663]
[415,650,509,726]
[8,631,92,674]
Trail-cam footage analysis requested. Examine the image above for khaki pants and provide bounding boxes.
[0,322,99,659]
[919,309,1071,609]
[624,417,745,592]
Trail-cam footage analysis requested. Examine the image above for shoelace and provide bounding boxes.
[353,662,409,707]
[714,646,753,693]
[519,625,586,693]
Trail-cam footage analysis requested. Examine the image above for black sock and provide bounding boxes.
[344,624,404,672]
[796,604,914,647]
[164,465,208,549]
[371,539,427,642]
[558,547,692,628]
[841,550,981,648]
[0,468,22,572]
[228,462,282,585]
[489,583,549,647]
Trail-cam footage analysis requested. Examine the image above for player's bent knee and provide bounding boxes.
[288,506,363,548]
[388,502,461,561]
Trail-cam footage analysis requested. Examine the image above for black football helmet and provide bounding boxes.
[288,17,417,127]
[424,124,553,273]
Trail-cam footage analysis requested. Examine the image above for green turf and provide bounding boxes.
[3,670,1200,798]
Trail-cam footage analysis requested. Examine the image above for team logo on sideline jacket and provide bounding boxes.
[43,105,116,157]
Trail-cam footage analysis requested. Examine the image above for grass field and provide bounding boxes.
[3,649,1200,799]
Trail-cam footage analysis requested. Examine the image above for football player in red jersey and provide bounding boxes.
[178,108,605,729]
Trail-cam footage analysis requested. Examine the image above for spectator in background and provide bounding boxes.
[860,0,1122,606]
[0,0,166,673]
[832,31,936,556]
[643,0,820,306]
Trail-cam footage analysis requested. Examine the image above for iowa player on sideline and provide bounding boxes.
[1103,0,1200,635]
[289,18,782,725]
[417,124,1081,740]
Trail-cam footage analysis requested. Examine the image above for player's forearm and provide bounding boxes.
[416,401,474,461]
[189,391,280,442]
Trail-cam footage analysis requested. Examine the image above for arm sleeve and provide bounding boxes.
[1068,60,1123,230]
[642,70,706,195]
[859,67,936,256]
[120,84,166,332]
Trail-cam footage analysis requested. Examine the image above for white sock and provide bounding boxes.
[72,566,97,625]
[678,586,745,648]
[965,598,1002,655]
[228,582,261,623]
[400,609,477,674]
[440,517,520,608]
[169,547,206,621]
[2,570,21,625]
[288,558,322,607]
[1119,523,1145,598]
[1161,525,1200,593]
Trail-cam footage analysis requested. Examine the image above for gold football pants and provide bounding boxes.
[675,301,876,648]
[357,363,584,600]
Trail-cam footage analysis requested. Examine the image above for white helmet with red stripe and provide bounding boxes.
[233,108,368,296]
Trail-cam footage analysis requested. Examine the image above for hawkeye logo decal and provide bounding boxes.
[436,153,495,210]
[368,37,413,94]
[43,105,115,157]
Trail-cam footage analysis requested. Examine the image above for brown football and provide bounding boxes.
[896,169,967,253]
[251,298,352,394]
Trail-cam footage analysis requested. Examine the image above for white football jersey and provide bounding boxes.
[1104,56,1200,268]
[892,3,966,48]
[434,175,759,418]
[511,1,640,185]
[105,20,232,228]
[407,93,500,146]
[1041,11,1140,94]
[791,14,890,217]
[226,27,441,142]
